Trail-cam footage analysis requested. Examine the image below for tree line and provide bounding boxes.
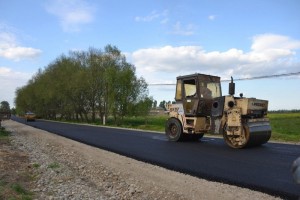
[268,109,300,113]
[15,45,153,124]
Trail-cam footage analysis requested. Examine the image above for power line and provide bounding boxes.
[148,71,300,85]
[221,71,300,82]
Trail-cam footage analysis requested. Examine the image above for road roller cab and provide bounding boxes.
[165,73,271,148]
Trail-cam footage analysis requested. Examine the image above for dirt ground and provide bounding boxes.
[1,120,282,200]
[0,130,34,199]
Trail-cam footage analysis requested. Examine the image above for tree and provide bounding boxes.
[159,100,167,110]
[0,101,10,113]
[134,97,153,124]
[0,101,11,126]
[11,108,16,115]
[14,45,152,125]
[153,100,157,108]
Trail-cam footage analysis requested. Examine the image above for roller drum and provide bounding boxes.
[223,119,271,148]
[244,121,272,147]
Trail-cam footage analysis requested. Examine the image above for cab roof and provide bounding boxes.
[176,73,220,81]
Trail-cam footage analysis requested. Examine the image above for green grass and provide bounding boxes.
[47,162,60,169]
[56,112,300,143]
[0,181,33,200]
[0,127,10,139]
[11,183,30,195]
[10,183,33,200]
[115,116,167,132]
[32,163,40,169]
[87,116,168,132]
[268,112,300,142]
[103,113,300,142]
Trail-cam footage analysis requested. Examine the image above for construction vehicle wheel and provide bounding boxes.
[223,124,250,149]
[165,118,184,142]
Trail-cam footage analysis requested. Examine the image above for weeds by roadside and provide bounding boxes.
[0,127,35,200]
[0,127,10,139]
[32,163,40,169]
[48,162,60,169]
[11,183,33,200]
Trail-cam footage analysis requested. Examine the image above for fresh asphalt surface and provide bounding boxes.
[12,117,300,199]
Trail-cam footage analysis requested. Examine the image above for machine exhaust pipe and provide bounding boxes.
[229,76,235,96]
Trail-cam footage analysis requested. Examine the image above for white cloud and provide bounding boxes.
[170,21,196,36]
[248,34,300,62]
[0,67,32,107]
[160,18,169,24]
[0,67,31,79]
[251,34,300,51]
[45,0,95,32]
[0,31,41,61]
[135,11,195,35]
[131,34,300,82]
[135,10,168,23]
[208,15,216,21]
[131,34,300,107]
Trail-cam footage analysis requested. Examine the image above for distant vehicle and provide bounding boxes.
[24,112,36,122]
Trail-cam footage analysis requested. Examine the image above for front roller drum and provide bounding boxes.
[223,121,271,148]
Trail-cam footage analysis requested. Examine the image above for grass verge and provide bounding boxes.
[268,112,300,142]
[0,127,34,200]
[56,112,299,143]
[0,126,10,139]
[104,114,299,142]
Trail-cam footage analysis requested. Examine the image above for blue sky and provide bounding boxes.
[0,0,300,110]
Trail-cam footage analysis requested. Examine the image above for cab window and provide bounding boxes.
[175,79,182,100]
[183,79,197,98]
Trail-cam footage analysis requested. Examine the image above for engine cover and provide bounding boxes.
[235,98,268,117]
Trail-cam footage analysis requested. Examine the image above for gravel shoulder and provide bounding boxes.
[2,120,281,200]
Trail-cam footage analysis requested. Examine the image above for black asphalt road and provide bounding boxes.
[12,117,300,199]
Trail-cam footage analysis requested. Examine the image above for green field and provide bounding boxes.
[99,113,300,143]
[268,112,300,142]
[103,116,168,132]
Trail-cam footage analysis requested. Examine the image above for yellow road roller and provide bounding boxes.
[165,73,271,148]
